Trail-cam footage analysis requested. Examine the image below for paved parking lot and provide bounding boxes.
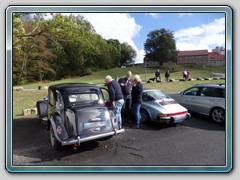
[10,113,226,170]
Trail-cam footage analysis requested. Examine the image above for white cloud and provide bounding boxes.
[178,13,192,17]
[135,49,145,64]
[145,13,160,18]
[80,13,141,44]
[175,17,225,51]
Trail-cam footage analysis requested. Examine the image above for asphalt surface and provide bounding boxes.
[11,113,226,168]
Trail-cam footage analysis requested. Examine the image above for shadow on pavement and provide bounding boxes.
[121,112,225,132]
[12,118,100,164]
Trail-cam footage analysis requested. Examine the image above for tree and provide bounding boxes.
[144,28,178,65]
[12,13,138,84]
[120,42,136,66]
[12,13,57,84]
[107,39,122,67]
[46,14,101,77]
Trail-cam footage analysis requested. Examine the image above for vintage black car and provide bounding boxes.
[36,83,124,151]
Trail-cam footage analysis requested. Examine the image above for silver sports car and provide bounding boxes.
[140,89,191,124]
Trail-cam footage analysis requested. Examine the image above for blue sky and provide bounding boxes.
[61,12,225,63]
[132,13,225,51]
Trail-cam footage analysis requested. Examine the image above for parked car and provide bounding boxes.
[169,84,225,124]
[140,89,191,124]
[36,83,124,151]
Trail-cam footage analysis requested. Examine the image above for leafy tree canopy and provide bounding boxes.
[12,13,137,85]
[144,28,178,65]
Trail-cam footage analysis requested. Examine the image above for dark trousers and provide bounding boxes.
[122,97,131,121]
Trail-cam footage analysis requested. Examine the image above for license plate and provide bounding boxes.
[173,116,184,123]
[83,122,104,129]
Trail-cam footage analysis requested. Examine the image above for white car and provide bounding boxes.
[169,84,225,124]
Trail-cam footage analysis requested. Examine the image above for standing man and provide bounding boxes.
[118,71,133,123]
[187,69,190,80]
[183,68,187,80]
[165,70,170,82]
[105,75,124,129]
[155,69,161,81]
[131,75,143,129]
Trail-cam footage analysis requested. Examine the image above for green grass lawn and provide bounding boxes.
[20,64,224,89]
[13,90,48,119]
[13,65,225,119]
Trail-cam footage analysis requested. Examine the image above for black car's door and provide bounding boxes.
[100,88,111,109]
[55,90,66,123]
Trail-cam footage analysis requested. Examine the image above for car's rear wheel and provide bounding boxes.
[50,125,61,150]
[210,107,225,124]
[140,109,150,124]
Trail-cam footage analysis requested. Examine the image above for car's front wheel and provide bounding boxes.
[210,107,225,124]
[50,125,61,150]
[140,109,151,124]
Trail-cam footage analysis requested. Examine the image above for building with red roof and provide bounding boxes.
[177,49,225,66]
[142,48,225,67]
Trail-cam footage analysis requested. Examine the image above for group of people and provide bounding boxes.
[155,69,171,82]
[156,68,191,82]
[104,68,190,129]
[104,71,143,129]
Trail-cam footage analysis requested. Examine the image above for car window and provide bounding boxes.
[199,87,225,98]
[183,87,200,96]
[69,93,99,103]
[100,88,110,101]
[143,91,169,101]
[200,87,215,97]
[213,88,225,98]
[48,90,55,105]
[142,93,155,102]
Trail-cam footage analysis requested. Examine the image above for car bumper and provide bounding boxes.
[157,113,191,123]
[60,128,125,146]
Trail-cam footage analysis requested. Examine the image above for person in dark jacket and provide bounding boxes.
[165,70,170,82]
[118,71,133,122]
[105,75,124,129]
[155,69,161,81]
[131,74,143,129]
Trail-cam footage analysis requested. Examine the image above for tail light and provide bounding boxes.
[158,111,187,117]
[113,117,117,123]
[56,126,62,134]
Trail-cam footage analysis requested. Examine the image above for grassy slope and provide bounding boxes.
[13,65,225,119]
[21,64,224,89]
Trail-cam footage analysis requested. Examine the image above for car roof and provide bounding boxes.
[143,89,163,92]
[49,83,100,92]
[193,83,225,88]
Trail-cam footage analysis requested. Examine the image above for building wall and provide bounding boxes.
[142,52,225,66]
[177,55,208,65]
[208,60,225,66]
